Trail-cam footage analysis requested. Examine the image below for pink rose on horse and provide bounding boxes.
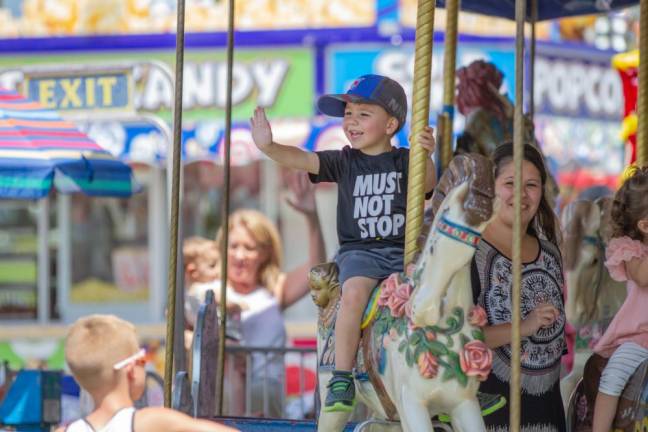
[468,305,488,327]
[418,352,440,379]
[460,340,492,381]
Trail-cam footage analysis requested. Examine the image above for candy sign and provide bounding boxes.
[139,60,290,111]
[0,48,314,120]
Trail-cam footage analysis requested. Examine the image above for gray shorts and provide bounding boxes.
[599,342,648,396]
[335,246,404,287]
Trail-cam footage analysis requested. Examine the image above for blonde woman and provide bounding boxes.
[214,171,326,417]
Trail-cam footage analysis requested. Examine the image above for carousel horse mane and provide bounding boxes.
[417,153,495,252]
[562,197,614,325]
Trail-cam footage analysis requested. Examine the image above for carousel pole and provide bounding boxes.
[510,0,526,430]
[638,0,647,165]
[529,0,538,120]
[404,0,436,266]
[164,0,187,408]
[439,0,460,170]
[216,0,236,416]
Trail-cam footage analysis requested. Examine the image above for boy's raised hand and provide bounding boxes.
[250,107,273,152]
[250,107,320,174]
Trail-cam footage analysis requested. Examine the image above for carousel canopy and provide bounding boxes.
[436,0,640,22]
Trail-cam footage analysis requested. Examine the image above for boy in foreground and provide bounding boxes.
[57,314,237,432]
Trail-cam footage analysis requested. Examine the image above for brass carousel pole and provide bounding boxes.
[529,0,538,120]
[439,0,460,170]
[511,0,526,430]
[216,0,236,416]
[404,0,436,266]
[638,0,647,165]
[164,0,187,408]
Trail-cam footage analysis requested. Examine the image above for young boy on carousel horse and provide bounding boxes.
[250,74,437,411]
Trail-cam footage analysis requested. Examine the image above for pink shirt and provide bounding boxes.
[594,236,648,357]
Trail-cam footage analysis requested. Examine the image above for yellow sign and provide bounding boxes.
[23,68,134,114]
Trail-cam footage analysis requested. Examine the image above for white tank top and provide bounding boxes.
[65,407,135,432]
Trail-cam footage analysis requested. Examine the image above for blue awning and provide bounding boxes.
[435,0,639,21]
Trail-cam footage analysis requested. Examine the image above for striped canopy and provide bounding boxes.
[0,88,139,199]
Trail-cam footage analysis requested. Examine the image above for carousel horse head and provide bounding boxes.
[456,60,509,122]
[562,197,624,327]
[454,61,559,208]
[410,153,496,327]
[309,261,340,309]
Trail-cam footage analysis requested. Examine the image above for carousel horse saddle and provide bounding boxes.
[361,284,382,330]
[309,261,383,329]
[569,353,648,431]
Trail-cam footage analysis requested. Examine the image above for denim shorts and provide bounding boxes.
[334,246,404,287]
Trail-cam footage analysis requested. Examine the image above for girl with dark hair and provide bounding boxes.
[471,143,567,431]
[591,167,648,432]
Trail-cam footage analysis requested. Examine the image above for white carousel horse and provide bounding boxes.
[309,154,496,432]
[560,198,627,408]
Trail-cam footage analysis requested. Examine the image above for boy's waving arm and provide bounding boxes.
[251,107,319,174]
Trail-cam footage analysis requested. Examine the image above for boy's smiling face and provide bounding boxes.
[342,102,398,155]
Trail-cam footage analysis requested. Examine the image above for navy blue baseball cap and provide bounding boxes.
[317,74,408,132]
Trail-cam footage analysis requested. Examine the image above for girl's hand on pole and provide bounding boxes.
[250,107,273,153]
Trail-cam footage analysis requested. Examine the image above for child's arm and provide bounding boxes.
[417,125,437,194]
[625,254,648,287]
[137,407,238,432]
[251,107,319,174]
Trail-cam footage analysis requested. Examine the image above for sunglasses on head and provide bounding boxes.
[113,348,147,370]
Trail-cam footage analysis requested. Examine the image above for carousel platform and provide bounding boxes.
[220,418,357,431]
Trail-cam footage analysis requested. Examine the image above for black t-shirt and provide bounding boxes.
[309,146,409,253]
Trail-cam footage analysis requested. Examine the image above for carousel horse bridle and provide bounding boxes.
[436,213,482,248]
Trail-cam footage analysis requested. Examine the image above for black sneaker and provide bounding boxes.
[324,371,356,413]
